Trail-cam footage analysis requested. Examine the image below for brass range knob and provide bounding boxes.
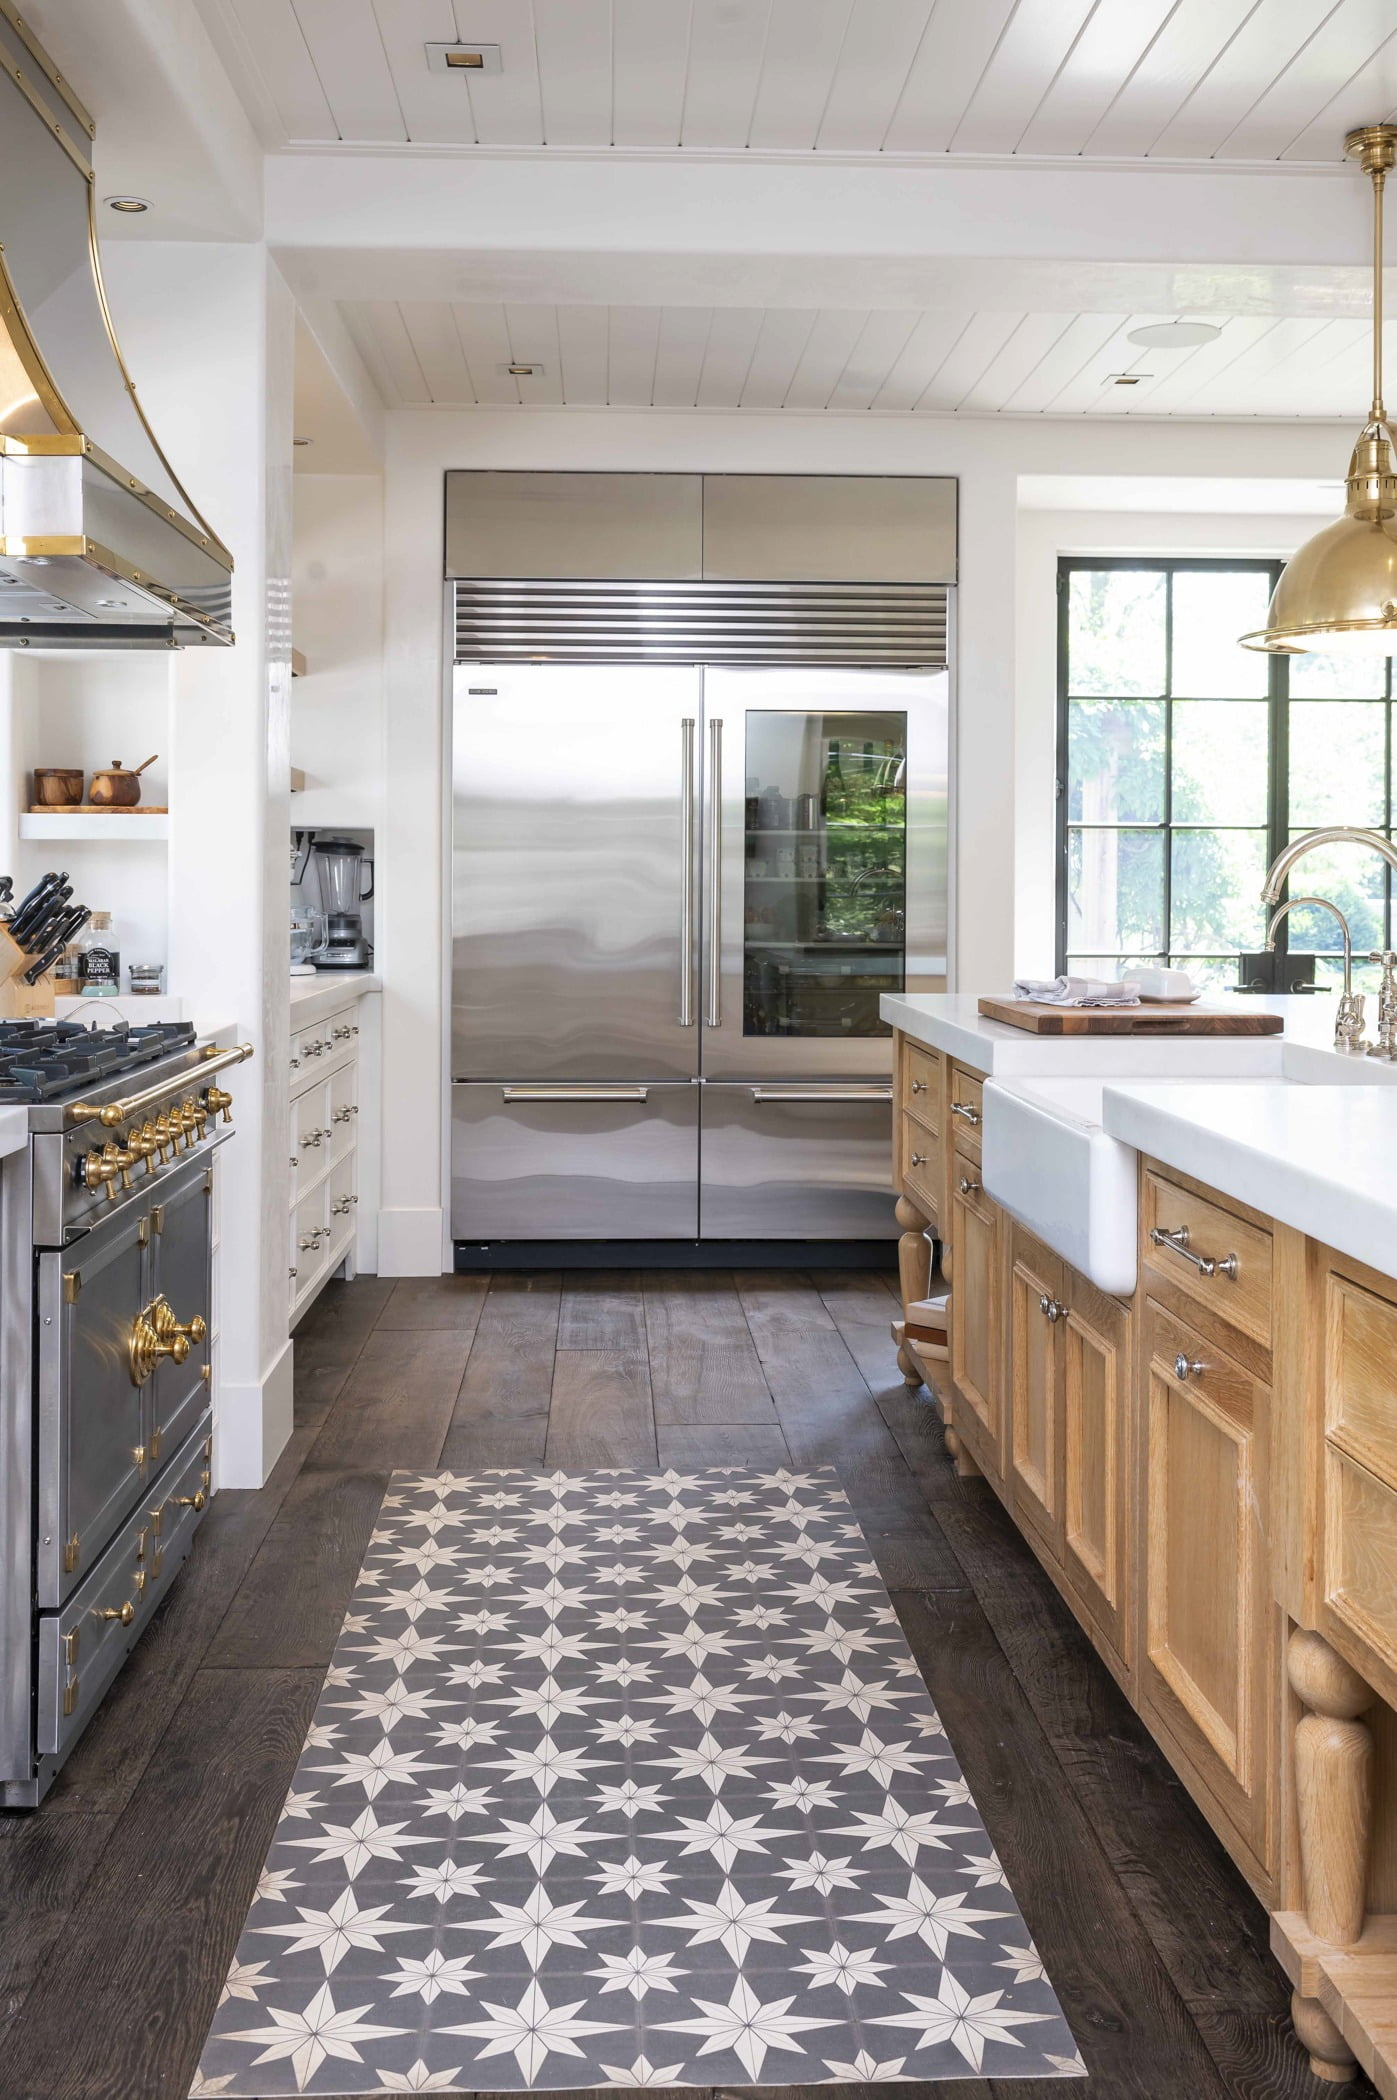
[205,1083,234,1124]
[128,1295,205,1386]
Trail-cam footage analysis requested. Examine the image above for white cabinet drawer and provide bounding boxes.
[329,1059,359,1164]
[291,1079,332,1200]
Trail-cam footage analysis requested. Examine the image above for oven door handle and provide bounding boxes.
[64,1041,255,1128]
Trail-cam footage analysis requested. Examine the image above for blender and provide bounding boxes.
[311,836,374,968]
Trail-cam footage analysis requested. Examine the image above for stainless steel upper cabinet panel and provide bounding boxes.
[445,473,702,580]
[702,477,956,583]
[452,664,701,1079]
[452,1082,699,1240]
[699,1083,897,1240]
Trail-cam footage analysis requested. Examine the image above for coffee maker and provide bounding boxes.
[310,836,374,969]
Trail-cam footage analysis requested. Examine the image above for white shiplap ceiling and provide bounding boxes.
[202,0,1397,161]
[339,299,1374,416]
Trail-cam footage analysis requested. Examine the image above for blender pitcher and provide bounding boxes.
[312,836,374,968]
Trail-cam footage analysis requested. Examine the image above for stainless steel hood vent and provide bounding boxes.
[0,5,232,647]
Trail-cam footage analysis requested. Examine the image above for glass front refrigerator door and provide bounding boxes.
[700,666,947,1079]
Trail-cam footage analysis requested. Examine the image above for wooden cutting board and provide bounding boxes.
[979,995,1283,1035]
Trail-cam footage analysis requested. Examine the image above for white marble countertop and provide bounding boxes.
[0,1105,28,1160]
[289,971,380,1027]
[1102,1081,1397,1278]
[879,989,1397,1082]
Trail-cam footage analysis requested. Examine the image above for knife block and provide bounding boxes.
[0,925,55,1017]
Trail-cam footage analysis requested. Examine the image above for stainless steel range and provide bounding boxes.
[0,1020,253,1807]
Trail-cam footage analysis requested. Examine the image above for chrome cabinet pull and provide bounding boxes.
[958,1174,981,1197]
[706,715,722,1028]
[1039,1294,1067,1323]
[910,1151,928,1167]
[1174,1352,1207,1381]
[910,1078,927,1094]
[1150,1224,1238,1280]
[679,715,696,1027]
[950,1101,982,1126]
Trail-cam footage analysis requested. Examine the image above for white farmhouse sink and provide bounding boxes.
[983,1078,1138,1295]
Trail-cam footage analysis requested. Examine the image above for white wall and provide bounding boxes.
[291,474,386,832]
[371,405,1348,1273]
[102,240,296,1486]
[1013,506,1322,975]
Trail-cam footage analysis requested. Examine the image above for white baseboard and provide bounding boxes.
[378,1204,446,1277]
[215,1337,294,1489]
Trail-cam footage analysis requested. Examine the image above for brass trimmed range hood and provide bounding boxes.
[0,5,231,648]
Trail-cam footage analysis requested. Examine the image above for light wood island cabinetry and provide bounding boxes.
[891,1024,1397,2093]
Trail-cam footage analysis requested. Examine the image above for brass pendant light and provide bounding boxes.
[1241,124,1397,655]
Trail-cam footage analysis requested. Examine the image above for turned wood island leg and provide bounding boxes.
[895,1196,933,1390]
[1287,1627,1375,2082]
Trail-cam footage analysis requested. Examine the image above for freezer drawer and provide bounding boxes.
[699,1082,897,1239]
[452,1082,699,1240]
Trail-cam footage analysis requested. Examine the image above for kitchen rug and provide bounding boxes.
[194,1468,1083,2094]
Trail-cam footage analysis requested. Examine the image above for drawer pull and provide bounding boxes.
[1039,1293,1067,1323]
[96,1600,135,1627]
[910,1078,927,1095]
[951,1101,982,1126]
[910,1151,928,1167]
[1173,1352,1207,1382]
[175,1489,207,1513]
[1150,1224,1238,1280]
[957,1175,981,1197]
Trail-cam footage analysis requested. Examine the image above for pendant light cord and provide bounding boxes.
[1373,158,1387,427]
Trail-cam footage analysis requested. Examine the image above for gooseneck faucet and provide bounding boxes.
[1260,826,1397,1056]
[1264,896,1364,1051]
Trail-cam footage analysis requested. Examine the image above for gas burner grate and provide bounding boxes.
[0,1020,197,1103]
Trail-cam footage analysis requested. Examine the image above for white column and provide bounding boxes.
[102,240,296,1485]
[377,416,449,1276]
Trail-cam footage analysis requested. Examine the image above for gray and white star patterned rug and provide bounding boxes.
[194,1467,1083,2094]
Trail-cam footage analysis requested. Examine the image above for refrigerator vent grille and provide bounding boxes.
[453,580,948,666]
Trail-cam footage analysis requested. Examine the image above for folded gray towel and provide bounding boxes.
[1012,975,1141,1008]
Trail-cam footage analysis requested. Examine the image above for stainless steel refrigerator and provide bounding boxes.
[451,661,948,1245]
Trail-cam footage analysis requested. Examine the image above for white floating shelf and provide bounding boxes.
[20,812,170,841]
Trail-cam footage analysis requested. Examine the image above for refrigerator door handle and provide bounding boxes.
[679,716,696,1026]
[749,1086,895,1103]
[705,714,723,1027]
[501,1086,651,1103]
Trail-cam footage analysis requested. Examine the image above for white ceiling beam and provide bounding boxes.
[268,149,1382,319]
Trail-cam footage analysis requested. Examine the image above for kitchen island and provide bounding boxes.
[884,990,1397,2094]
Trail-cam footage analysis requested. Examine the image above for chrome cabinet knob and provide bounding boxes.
[957,1175,981,1196]
[910,1151,928,1167]
[1174,1352,1206,1381]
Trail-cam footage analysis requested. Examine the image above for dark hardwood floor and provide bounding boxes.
[0,1268,1362,2099]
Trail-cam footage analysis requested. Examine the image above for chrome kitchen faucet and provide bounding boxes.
[1261,827,1397,1056]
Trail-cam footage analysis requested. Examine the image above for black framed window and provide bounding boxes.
[1056,557,1397,993]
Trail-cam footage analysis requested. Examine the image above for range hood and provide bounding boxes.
[0,4,232,647]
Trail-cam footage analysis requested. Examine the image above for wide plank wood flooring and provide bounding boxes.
[0,1268,1363,2098]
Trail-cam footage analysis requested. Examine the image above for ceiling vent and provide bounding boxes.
[0,3,232,648]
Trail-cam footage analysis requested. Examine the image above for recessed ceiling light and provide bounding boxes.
[426,42,502,74]
[502,361,543,378]
[105,195,151,214]
[1105,372,1152,386]
[1126,320,1222,349]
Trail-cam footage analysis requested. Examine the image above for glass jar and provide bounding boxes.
[127,962,163,996]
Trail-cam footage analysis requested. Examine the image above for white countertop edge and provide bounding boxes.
[1102,1082,1397,1280]
[0,1105,28,1160]
[289,971,381,1024]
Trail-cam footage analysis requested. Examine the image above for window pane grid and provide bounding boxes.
[1056,559,1394,984]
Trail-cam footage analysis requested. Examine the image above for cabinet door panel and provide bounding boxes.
[1010,1233,1061,1556]
[1062,1283,1130,1666]
[950,1162,999,1451]
[1142,1299,1274,1879]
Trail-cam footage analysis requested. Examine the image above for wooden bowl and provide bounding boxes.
[32,767,83,807]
